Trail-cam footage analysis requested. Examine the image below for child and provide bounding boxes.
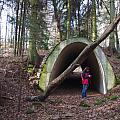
[81,67,91,98]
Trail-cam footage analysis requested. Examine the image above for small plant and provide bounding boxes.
[27,64,34,74]
[115,75,120,85]
[26,107,35,114]
[107,95,118,101]
[27,67,33,73]
[79,101,90,107]
[94,99,106,105]
[28,64,34,68]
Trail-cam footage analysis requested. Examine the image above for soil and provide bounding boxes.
[0,49,120,120]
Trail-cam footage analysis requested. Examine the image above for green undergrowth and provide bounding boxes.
[94,99,106,105]
[27,64,34,74]
[26,107,35,114]
[115,75,120,85]
[94,95,118,106]
[79,101,90,107]
[107,95,118,101]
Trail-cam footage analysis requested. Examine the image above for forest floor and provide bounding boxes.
[0,48,120,120]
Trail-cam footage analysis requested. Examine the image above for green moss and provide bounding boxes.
[107,95,118,101]
[94,99,106,105]
[27,64,34,73]
[28,64,34,68]
[115,75,120,85]
[79,101,90,107]
[27,67,33,73]
[39,64,47,91]
[26,107,35,114]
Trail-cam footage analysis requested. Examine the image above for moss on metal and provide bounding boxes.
[39,37,115,93]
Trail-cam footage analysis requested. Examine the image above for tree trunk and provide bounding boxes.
[17,1,23,56]
[14,0,19,56]
[52,0,62,41]
[5,16,8,51]
[115,26,119,50]
[109,0,116,53]
[87,0,90,39]
[26,15,120,102]
[19,0,26,56]
[66,0,71,40]
[10,0,14,45]
[28,0,39,64]
[0,3,4,55]
[0,9,2,54]
[78,0,81,37]
[92,0,97,41]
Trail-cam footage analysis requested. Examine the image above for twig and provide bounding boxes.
[1,96,14,100]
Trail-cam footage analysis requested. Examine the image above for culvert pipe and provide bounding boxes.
[39,38,115,94]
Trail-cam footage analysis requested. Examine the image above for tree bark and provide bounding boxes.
[66,0,71,40]
[78,0,81,37]
[26,14,120,102]
[52,0,62,41]
[19,0,26,56]
[14,0,19,56]
[115,26,119,50]
[109,0,116,52]
[17,1,23,56]
[92,0,97,41]
[29,0,39,64]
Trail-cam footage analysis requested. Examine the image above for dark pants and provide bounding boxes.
[82,84,89,98]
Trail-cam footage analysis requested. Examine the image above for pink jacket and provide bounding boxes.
[81,73,91,85]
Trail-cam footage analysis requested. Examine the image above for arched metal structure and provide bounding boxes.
[39,38,115,94]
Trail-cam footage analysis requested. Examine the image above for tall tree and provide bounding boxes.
[17,0,23,55]
[109,0,116,52]
[115,0,120,51]
[0,3,3,53]
[10,0,15,45]
[78,0,81,37]
[14,0,20,56]
[5,14,8,51]
[52,0,62,41]
[92,0,97,41]
[66,0,71,39]
[28,0,38,64]
[19,0,27,56]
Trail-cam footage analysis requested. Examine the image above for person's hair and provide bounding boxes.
[85,67,89,70]
[83,67,90,73]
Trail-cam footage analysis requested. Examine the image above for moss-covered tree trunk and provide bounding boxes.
[0,7,2,54]
[29,0,39,64]
[115,26,119,51]
[67,0,71,40]
[87,0,91,39]
[78,0,81,37]
[92,0,97,41]
[19,0,26,56]
[52,0,62,41]
[109,0,116,52]
[17,1,23,56]
[14,0,19,56]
